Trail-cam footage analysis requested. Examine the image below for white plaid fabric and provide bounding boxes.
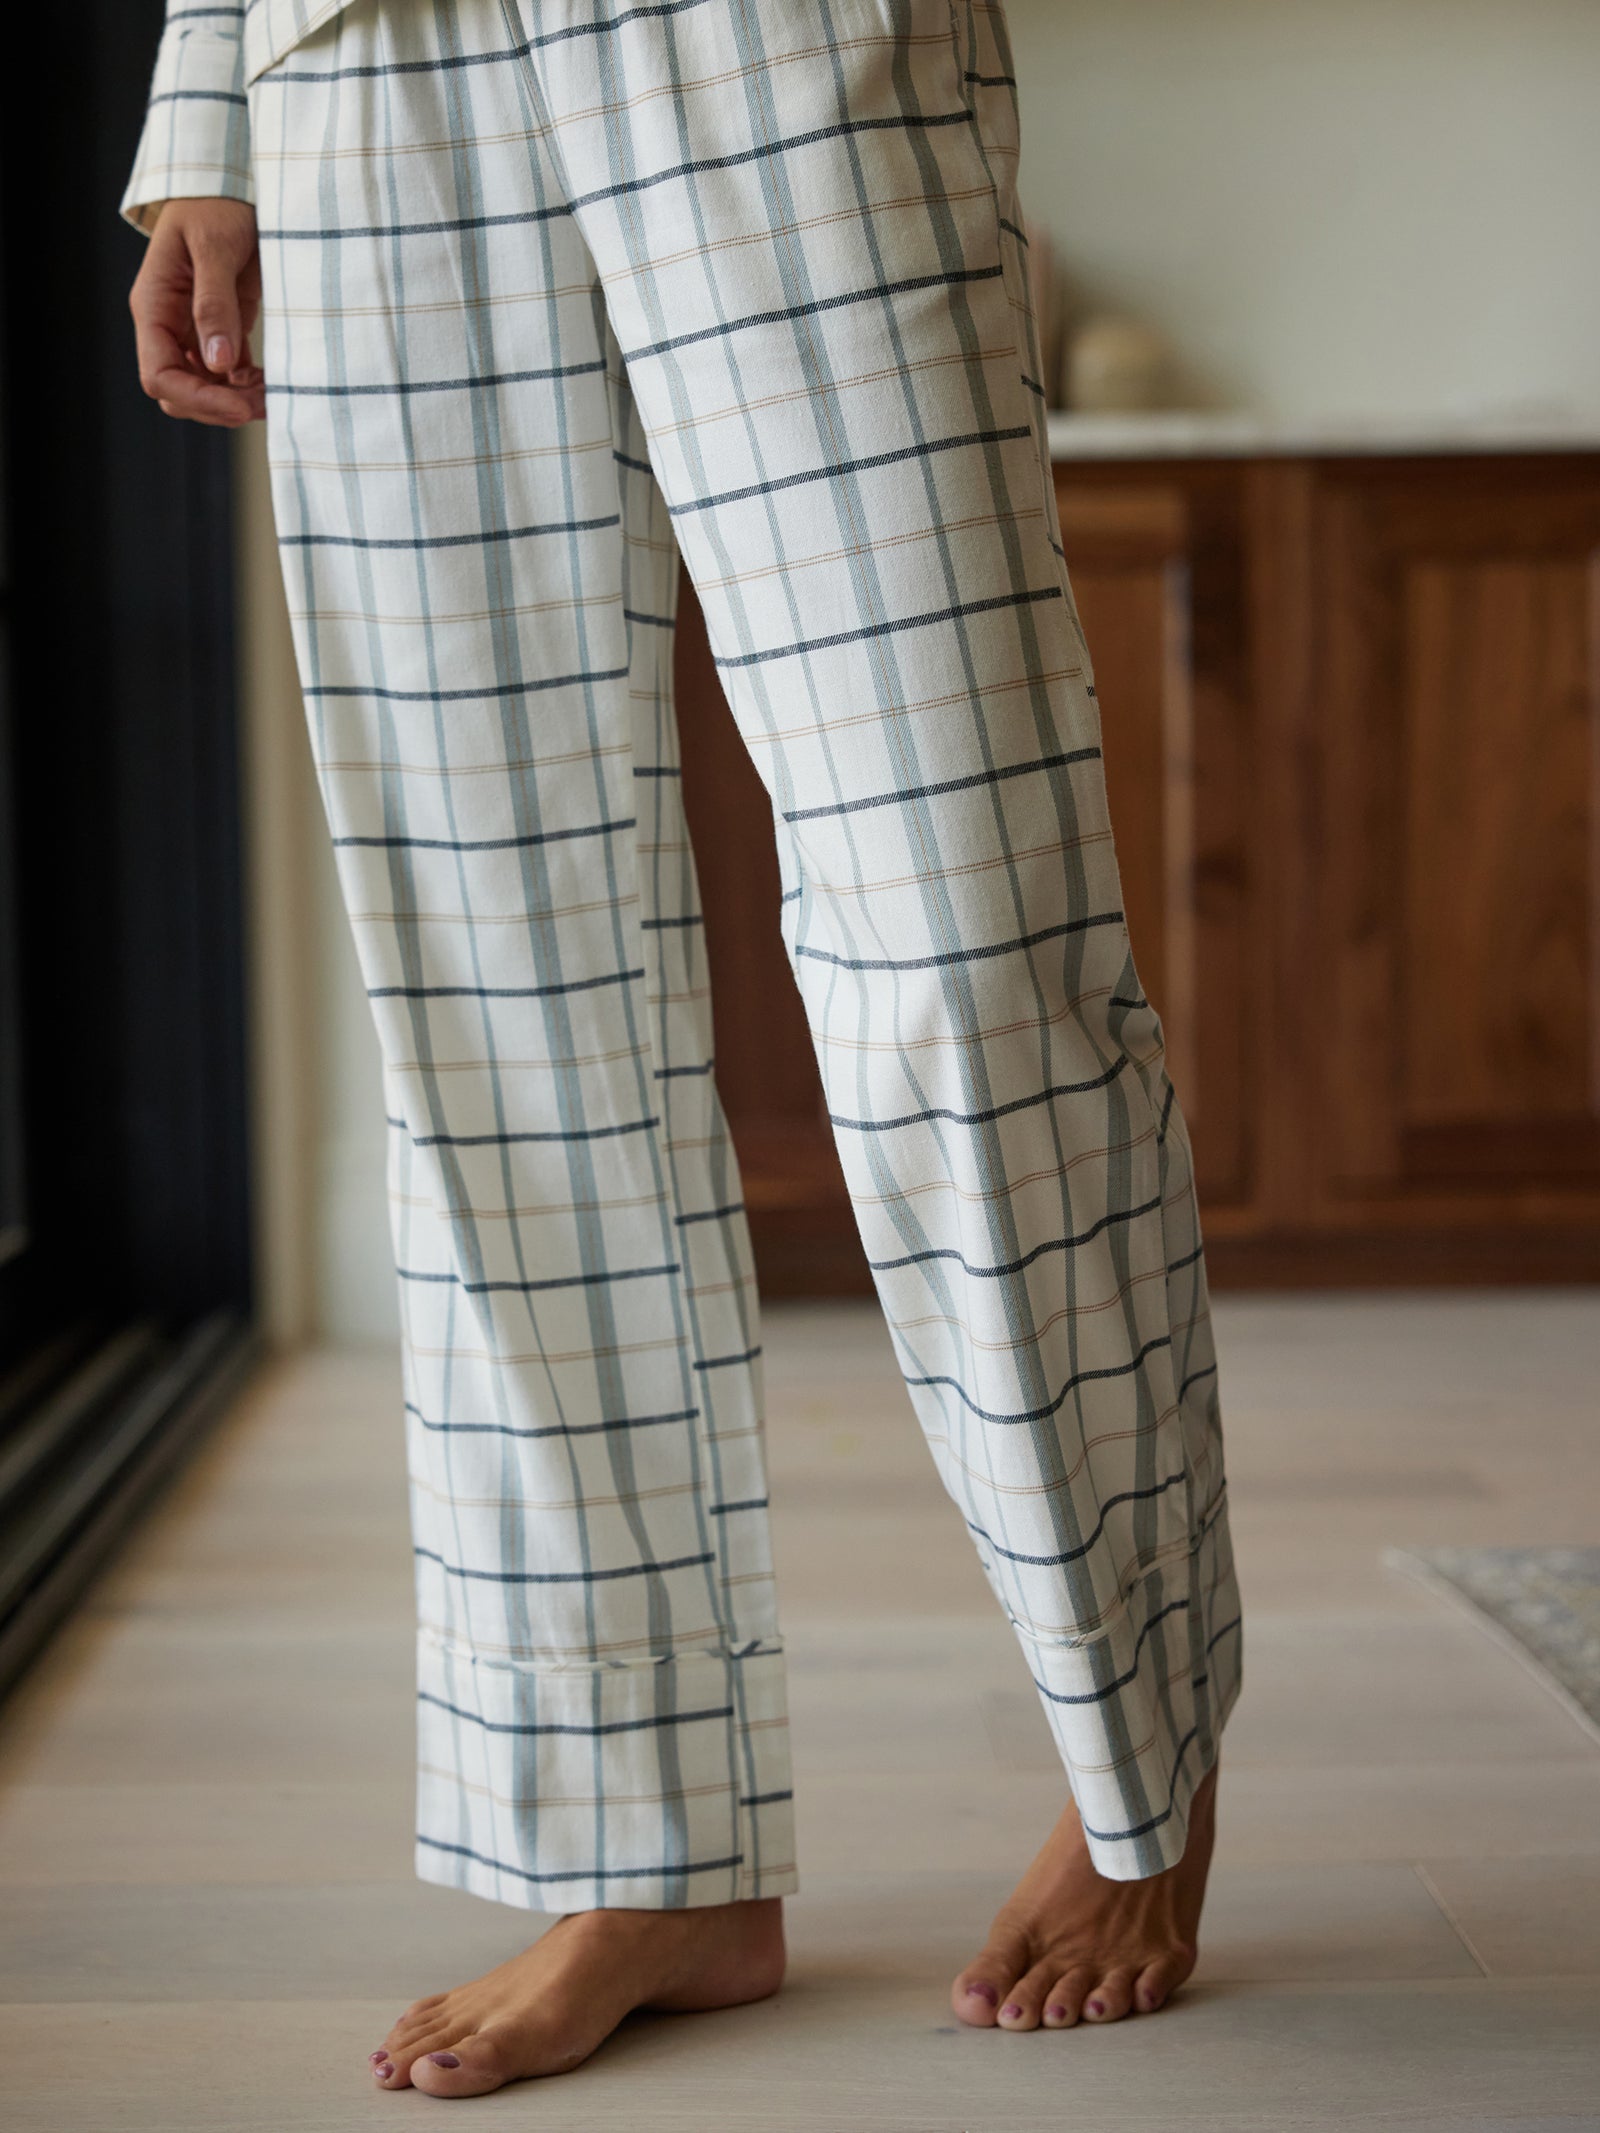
[122,3,253,233]
[125,0,1242,1910]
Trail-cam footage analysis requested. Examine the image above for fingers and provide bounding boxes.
[129,201,264,427]
[189,223,246,380]
[151,370,265,425]
[141,327,264,425]
[133,300,263,423]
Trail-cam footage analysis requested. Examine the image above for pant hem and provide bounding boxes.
[414,1635,797,1912]
[414,1841,801,1915]
[1017,1500,1243,1882]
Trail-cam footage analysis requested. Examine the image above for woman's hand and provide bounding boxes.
[130,198,265,427]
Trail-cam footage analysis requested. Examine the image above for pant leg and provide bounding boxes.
[248,0,796,1912]
[525,0,1242,1880]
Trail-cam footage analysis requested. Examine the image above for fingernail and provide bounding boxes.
[1087,1997,1106,2016]
[965,1981,998,2004]
[1000,2002,1023,2019]
[428,2052,461,2069]
[205,335,231,370]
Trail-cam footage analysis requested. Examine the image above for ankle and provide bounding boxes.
[560,1894,784,1955]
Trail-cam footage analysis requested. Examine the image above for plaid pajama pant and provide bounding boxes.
[132,0,1241,1910]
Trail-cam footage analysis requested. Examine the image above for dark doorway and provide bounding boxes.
[0,0,255,1694]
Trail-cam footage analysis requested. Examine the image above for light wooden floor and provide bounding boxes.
[3,1293,1599,2131]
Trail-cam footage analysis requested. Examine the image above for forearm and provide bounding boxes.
[121,3,251,234]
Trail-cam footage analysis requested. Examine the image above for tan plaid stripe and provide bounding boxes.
[126,0,1241,1909]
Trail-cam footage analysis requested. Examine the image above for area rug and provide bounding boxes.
[1391,1546,1600,1742]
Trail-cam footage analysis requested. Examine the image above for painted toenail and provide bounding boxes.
[428,2052,461,2069]
[369,2051,388,2064]
[1046,2004,1067,2020]
[1087,1998,1106,2016]
[965,1982,998,2004]
[1000,2003,1023,2019]
[374,2064,394,2079]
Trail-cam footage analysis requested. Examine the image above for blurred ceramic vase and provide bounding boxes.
[1065,316,1172,411]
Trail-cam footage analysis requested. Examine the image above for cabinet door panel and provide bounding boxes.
[1317,460,1600,1206]
[1403,560,1594,1128]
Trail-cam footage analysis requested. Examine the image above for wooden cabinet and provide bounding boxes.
[1309,458,1600,1275]
[675,452,1600,1292]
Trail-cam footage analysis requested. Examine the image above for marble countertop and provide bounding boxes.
[1046,408,1600,461]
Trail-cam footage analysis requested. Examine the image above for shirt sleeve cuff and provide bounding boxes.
[120,24,253,235]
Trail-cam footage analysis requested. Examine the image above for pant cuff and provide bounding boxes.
[414,1635,798,1911]
[1021,1493,1243,1881]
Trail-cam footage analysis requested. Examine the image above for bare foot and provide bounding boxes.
[369,1896,784,2097]
[951,1762,1218,2031]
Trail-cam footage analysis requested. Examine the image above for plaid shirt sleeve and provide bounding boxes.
[121,3,252,233]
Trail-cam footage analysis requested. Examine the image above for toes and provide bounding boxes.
[374,1997,443,2080]
[1040,1968,1096,2029]
[951,1928,1028,2022]
[951,1928,1028,2028]
[1081,1967,1135,2024]
[409,2034,512,2099]
[389,1997,443,2046]
[996,1962,1055,2033]
[951,1969,1005,2027]
[373,2025,462,2091]
[1133,1950,1193,2014]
